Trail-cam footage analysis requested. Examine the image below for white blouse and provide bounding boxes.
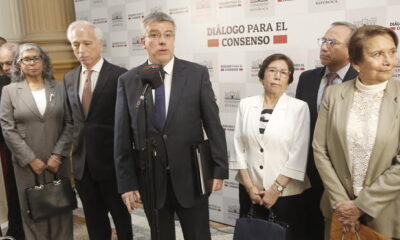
[346,78,387,196]
[31,89,47,116]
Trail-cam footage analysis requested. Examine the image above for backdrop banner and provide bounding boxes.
[73,0,400,226]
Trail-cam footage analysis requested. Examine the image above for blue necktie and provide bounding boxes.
[154,82,166,130]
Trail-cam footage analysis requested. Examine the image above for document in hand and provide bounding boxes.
[192,140,214,195]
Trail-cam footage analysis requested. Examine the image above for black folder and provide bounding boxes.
[192,140,214,195]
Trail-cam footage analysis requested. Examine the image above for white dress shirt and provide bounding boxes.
[79,58,104,101]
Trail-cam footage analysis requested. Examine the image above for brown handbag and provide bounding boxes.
[330,214,390,240]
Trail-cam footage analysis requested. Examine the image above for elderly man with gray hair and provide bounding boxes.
[64,20,132,240]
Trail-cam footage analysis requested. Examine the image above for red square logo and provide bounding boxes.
[208,39,219,47]
[273,35,288,44]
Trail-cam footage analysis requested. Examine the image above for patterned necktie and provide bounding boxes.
[82,70,93,117]
[154,81,166,130]
[321,72,338,101]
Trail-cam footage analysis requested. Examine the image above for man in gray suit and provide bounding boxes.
[64,21,132,240]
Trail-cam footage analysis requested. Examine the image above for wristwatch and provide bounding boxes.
[273,180,286,194]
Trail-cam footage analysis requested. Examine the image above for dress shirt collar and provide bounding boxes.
[82,57,104,73]
[323,63,351,81]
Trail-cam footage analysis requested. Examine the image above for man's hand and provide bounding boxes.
[121,190,141,213]
[29,158,46,175]
[211,179,223,192]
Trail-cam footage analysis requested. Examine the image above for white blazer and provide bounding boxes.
[230,94,311,196]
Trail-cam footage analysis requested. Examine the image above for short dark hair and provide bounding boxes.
[349,25,398,65]
[258,53,294,84]
[0,37,6,43]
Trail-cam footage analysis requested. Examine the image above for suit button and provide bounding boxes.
[260,165,263,169]
[260,148,263,153]
[163,134,167,140]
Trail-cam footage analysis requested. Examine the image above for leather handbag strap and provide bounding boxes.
[28,166,60,187]
[247,204,276,220]
[341,232,361,240]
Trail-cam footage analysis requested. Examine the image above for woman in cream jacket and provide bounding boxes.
[230,53,310,240]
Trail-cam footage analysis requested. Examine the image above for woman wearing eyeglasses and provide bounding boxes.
[230,53,311,240]
[0,43,73,240]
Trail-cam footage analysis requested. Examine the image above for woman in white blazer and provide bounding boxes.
[230,53,310,240]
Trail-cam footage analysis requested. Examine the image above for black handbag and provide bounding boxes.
[25,170,77,221]
[233,205,289,240]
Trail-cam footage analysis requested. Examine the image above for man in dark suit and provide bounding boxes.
[0,42,24,240]
[64,21,132,240]
[295,21,358,240]
[114,11,228,240]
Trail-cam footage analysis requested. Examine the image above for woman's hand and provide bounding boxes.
[245,185,262,204]
[47,154,62,173]
[334,200,363,233]
[29,158,46,175]
[261,187,280,208]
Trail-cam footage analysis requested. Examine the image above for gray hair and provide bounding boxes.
[11,43,53,82]
[66,20,103,42]
[142,11,176,36]
[0,43,19,57]
[331,21,358,44]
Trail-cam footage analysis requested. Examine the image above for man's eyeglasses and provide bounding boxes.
[266,67,291,77]
[147,32,175,41]
[20,56,42,65]
[318,38,343,47]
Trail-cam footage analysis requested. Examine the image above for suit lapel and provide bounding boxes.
[17,80,42,119]
[365,79,400,181]
[262,94,288,147]
[42,79,56,119]
[310,67,325,114]
[133,62,158,133]
[343,66,358,82]
[336,81,355,173]
[89,60,111,116]
[72,66,85,118]
[164,58,187,131]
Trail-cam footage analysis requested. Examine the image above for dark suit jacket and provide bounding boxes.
[295,66,358,187]
[0,75,11,143]
[64,60,127,181]
[114,57,228,208]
